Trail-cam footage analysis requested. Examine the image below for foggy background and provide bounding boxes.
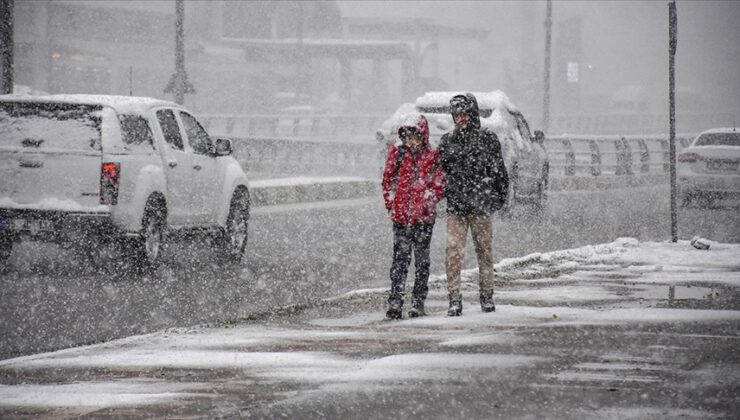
[12,0,740,134]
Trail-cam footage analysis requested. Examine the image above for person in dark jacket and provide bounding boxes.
[438,93,508,316]
[381,113,445,319]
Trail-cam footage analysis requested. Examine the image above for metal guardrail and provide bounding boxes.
[544,134,695,179]
[204,112,700,192]
[226,132,696,191]
[201,111,731,140]
[549,113,733,135]
[200,113,707,205]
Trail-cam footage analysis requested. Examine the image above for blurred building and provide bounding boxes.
[13,0,487,116]
[14,0,738,134]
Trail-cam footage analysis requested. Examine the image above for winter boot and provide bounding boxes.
[447,299,463,317]
[386,299,403,320]
[408,298,426,318]
[480,292,496,313]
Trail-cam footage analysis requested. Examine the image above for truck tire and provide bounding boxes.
[129,199,166,272]
[218,190,249,263]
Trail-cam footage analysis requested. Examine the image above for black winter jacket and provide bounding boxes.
[438,94,509,215]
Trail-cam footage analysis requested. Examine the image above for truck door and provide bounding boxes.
[177,111,219,225]
[154,108,195,227]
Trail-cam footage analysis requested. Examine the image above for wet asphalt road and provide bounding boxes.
[1,185,738,360]
[2,258,739,419]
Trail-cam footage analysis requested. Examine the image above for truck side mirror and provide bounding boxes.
[533,130,545,145]
[214,138,233,156]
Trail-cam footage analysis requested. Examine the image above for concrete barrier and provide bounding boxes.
[250,179,379,207]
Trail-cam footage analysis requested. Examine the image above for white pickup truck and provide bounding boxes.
[0,94,250,269]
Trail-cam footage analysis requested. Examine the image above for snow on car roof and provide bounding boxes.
[0,94,180,115]
[699,127,739,134]
[415,90,518,112]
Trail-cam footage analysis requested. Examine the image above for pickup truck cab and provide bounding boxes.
[0,94,250,269]
[377,91,549,211]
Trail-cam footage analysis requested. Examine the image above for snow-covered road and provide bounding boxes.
[1,238,739,418]
[1,185,738,362]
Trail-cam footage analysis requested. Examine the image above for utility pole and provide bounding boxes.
[0,0,13,94]
[542,0,552,133]
[668,1,678,242]
[164,0,194,104]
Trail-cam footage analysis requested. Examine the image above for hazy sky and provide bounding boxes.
[338,1,740,119]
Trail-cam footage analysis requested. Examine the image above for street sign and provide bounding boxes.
[567,62,579,83]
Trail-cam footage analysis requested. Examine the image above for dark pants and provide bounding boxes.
[389,221,435,304]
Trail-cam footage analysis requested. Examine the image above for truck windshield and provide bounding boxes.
[0,102,102,151]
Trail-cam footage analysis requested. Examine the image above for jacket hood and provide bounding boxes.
[450,93,481,130]
[397,113,430,146]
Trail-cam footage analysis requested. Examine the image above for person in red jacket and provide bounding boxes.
[382,113,445,319]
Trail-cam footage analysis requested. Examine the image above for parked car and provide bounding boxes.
[677,127,740,208]
[376,91,549,211]
[0,94,250,269]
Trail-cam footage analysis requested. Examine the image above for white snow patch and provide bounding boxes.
[439,332,521,347]
[0,197,109,212]
[498,285,619,302]
[552,370,661,383]
[573,362,671,372]
[496,238,639,272]
[263,353,545,383]
[338,353,543,382]
[308,312,381,327]
[0,380,203,408]
[7,350,354,372]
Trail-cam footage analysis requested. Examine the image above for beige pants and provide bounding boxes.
[446,214,494,301]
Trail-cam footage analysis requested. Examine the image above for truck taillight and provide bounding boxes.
[100,162,120,205]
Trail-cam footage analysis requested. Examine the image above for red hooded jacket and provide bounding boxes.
[382,114,445,225]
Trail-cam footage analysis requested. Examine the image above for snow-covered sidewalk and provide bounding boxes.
[1,238,739,418]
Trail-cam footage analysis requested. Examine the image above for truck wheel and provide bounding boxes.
[219,192,249,263]
[130,200,166,272]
